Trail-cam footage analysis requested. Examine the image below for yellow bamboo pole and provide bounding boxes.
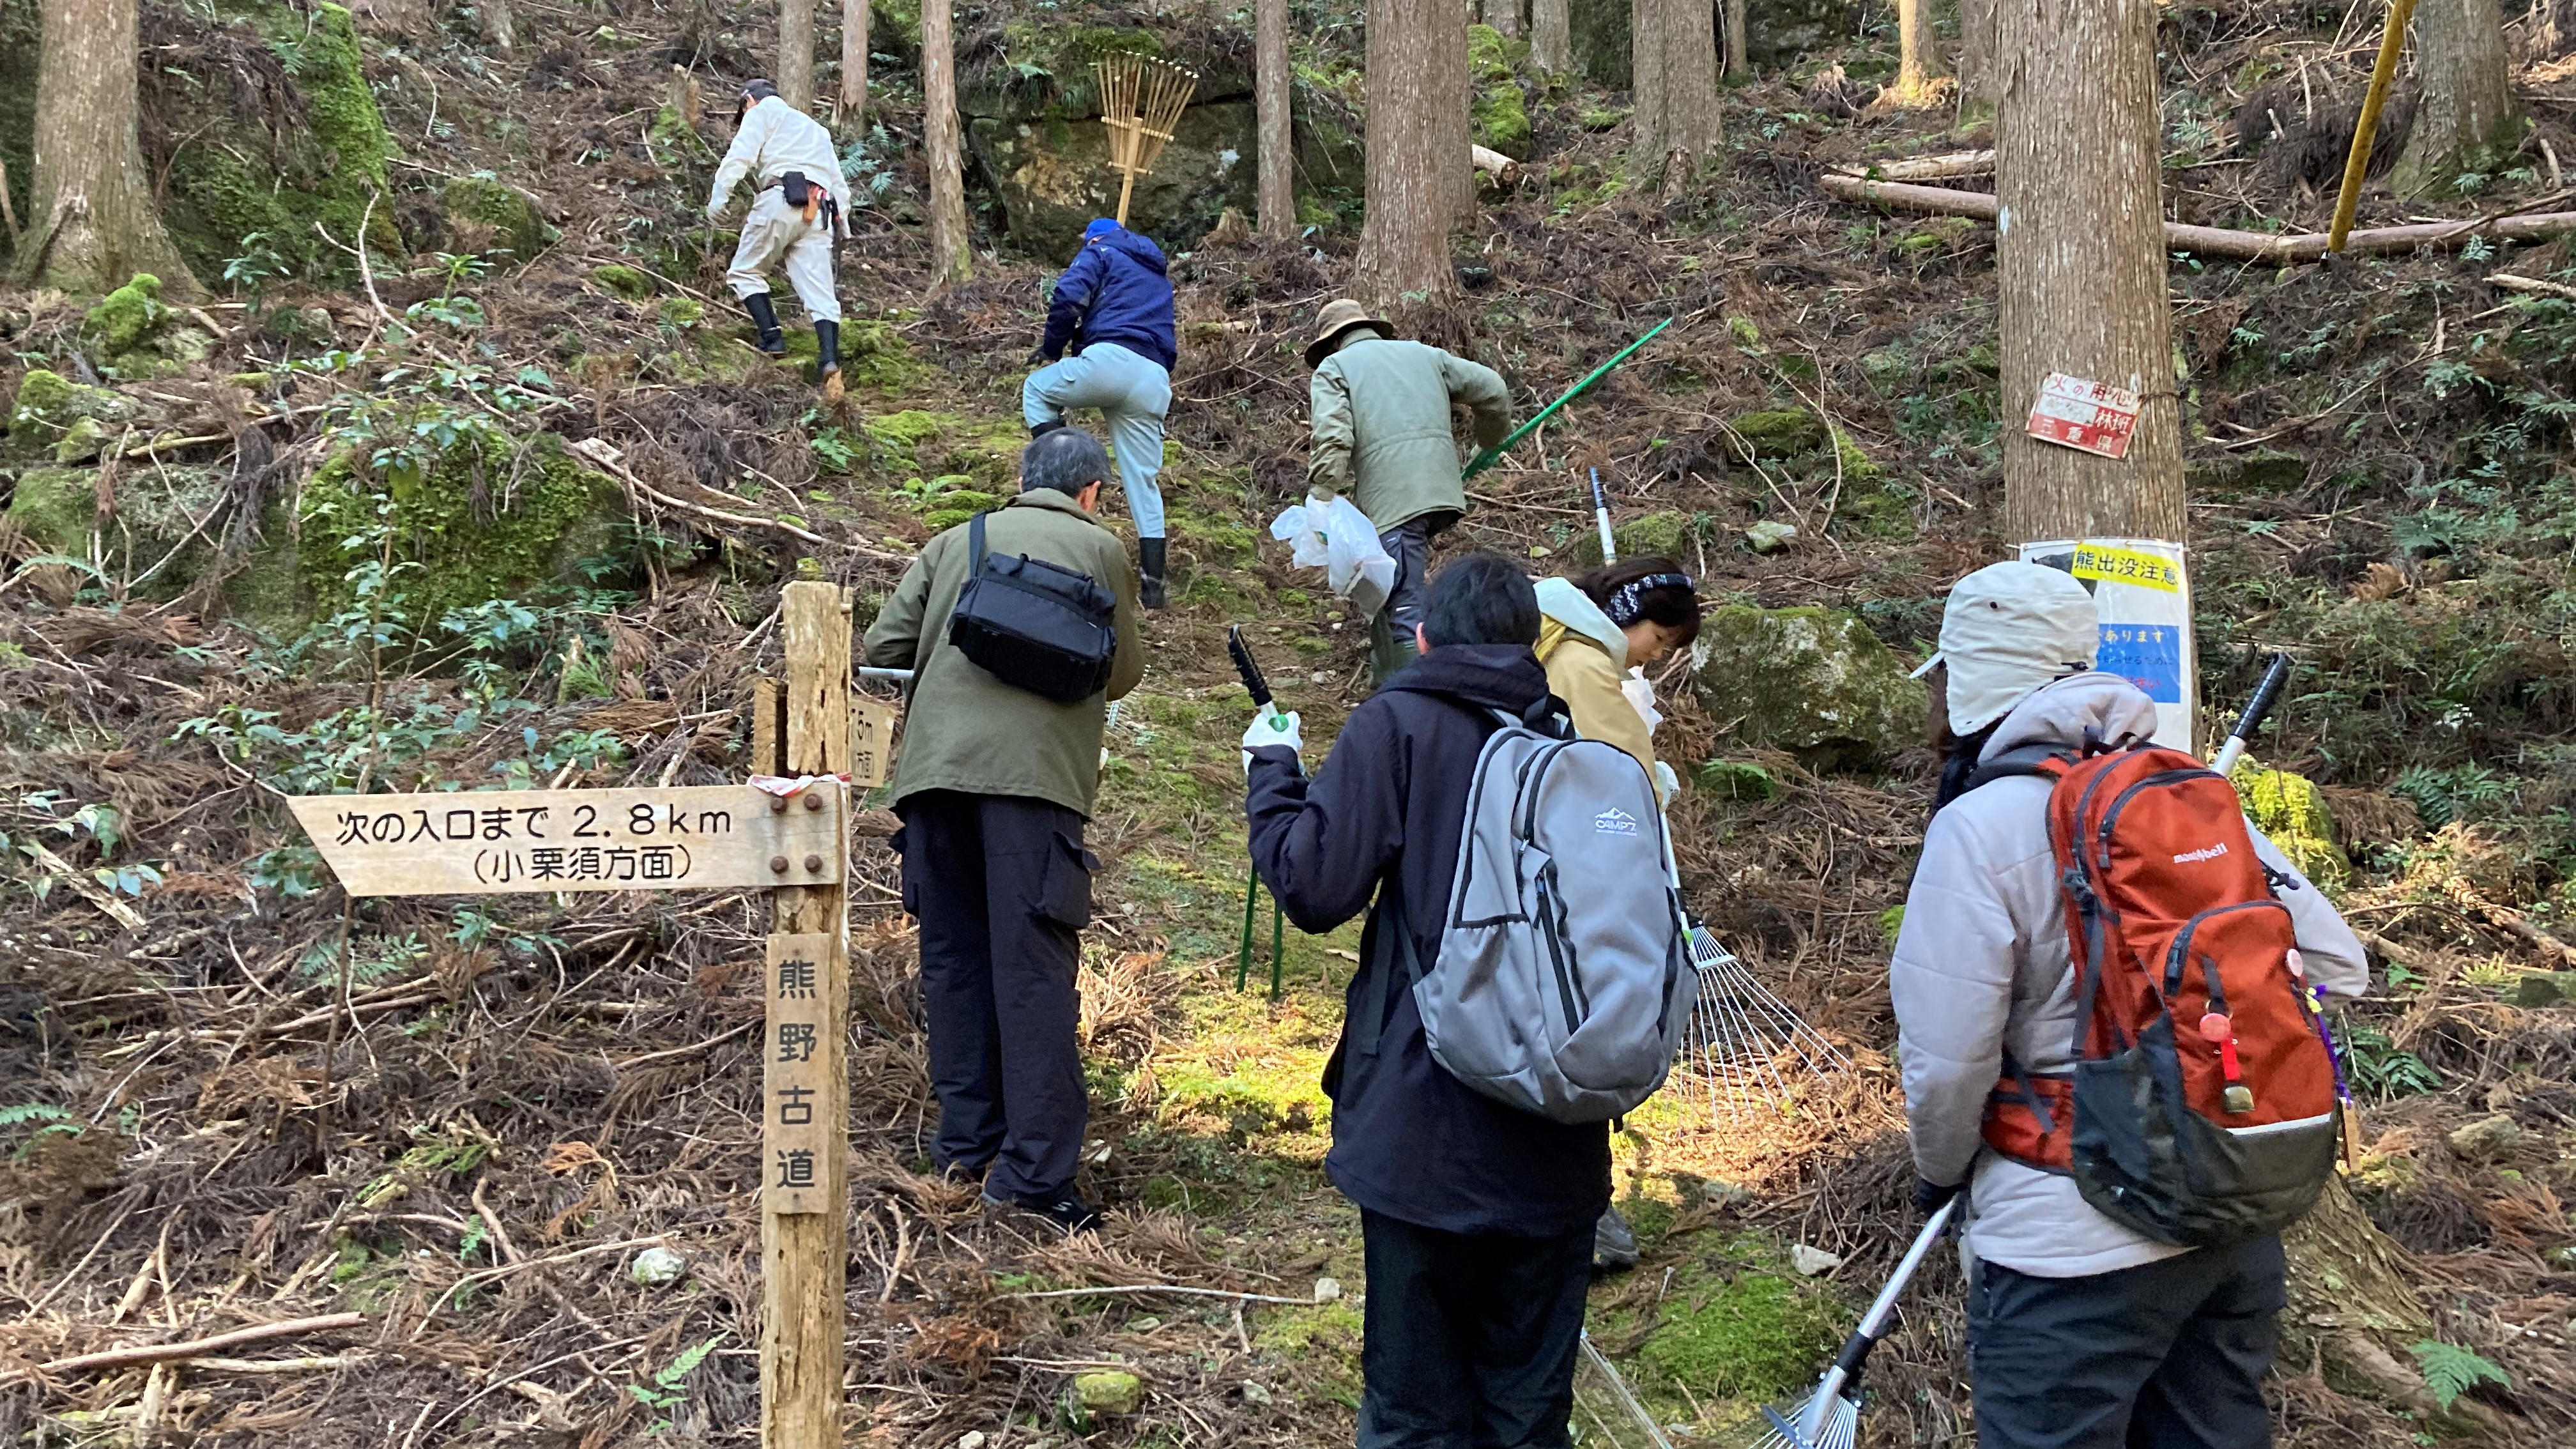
[2328,0,2421,254]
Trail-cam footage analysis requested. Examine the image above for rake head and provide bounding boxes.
[1745,1390,1860,1449]
[1095,51,1199,179]
[1678,923,1849,1118]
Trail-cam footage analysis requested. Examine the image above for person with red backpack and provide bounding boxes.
[1889,561,2368,1449]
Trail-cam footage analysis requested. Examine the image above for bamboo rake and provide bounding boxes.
[1096,52,1199,226]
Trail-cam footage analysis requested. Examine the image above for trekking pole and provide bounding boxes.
[1750,1201,1957,1449]
[2209,652,2290,778]
[1229,626,1287,995]
[857,667,914,682]
[1590,468,1617,565]
[1461,317,1673,479]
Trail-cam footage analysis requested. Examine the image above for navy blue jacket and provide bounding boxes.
[1040,220,1178,372]
[1246,645,1612,1238]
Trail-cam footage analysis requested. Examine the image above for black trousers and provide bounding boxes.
[1367,518,1434,689]
[1356,1210,1593,1449]
[1969,1234,2287,1449]
[895,790,1094,1200]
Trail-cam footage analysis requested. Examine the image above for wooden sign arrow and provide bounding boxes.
[286,785,843,897]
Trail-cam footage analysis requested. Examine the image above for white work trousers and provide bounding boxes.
[1022,342,1172,539]
[724,188,841,324]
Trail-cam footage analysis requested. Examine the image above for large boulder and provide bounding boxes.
[1694,606,1926,770]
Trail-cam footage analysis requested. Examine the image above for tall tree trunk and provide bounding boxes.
[779,0,815,112]
[922,0,971,284]
[1438,0,1475,229]
[1629,0,1720,192]
[1532,0,1572,71]
[16,0,196,295]
[1956,0,2000,121]
[1725,0,1748,77]
[1890,0,1949,105]
[1483,0,1522,38]
[2390,0,2524,197]
[1355,0,1462,314]
[481,0,514,57]
[1257,0,1294,237]
[1995,0,2183,545]
[839,0,869,124]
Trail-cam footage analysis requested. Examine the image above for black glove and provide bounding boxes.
[1912,1176,1963,1219]
[1026,346,1052,367]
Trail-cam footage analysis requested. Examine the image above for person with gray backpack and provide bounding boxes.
[1243,552,1692,1449]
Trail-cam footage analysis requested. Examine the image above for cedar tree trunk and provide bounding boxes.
[1725,0,1748,77]
[2391,0,2524,197]
[1630,0,1720,192]
[923,0,972,283]
[17,0,197,295]
[839,0,869,123]
[1957,0,2000,121]
[1890,0,1949,105]
[1438,0,1475,228]
[1532,0,1571,71]
[779,0,815,112]
[1995,0,2183,544]
[482,0,514,56]
[1356,0,1463,310]
[1257,0,1294,237]
[1483,0,1522,38]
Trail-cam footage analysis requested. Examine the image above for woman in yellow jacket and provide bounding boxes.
[1533,557,1699,1271]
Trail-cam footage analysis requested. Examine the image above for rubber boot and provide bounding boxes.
[1028,418,1066,439]
[1137,537,1167,610]
[743,293,788,356]
[814,319,841,378]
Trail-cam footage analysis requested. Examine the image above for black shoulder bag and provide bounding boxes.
[945,512,1119,703]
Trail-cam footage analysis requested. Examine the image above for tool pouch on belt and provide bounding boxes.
[781,170,831,226]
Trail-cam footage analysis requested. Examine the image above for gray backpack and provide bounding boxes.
[1359,710,1697,1123]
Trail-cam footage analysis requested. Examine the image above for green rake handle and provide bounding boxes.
[1461,316,1673,479]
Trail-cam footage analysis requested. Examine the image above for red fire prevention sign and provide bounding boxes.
[2025,372,2142,460]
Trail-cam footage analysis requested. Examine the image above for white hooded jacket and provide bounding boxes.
[1887,672,2369,1277]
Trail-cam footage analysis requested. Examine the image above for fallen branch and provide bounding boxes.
[1006,1283,1318,1307]
[1818,176,2576,263]
[1470,145,1521,185]
[2488,272,2576,303]
[182,1353,372,1374]
[567,438,826,546]
[4,1312,367,1388]
[20,839,146,931]
[1828,149,1994,182]
[416,1235,671,1326]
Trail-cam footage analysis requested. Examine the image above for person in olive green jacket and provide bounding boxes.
[861,428,1142,1234]
[1304,298,1514,686]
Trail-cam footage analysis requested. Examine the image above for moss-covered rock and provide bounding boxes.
[1694,606,1927,769]
[444,174,555,264]
[1570,509,1692,566]
[8,461,234,597]
[137,1,401,282]
[2232,758,2350,889]
[1729,408,1827,460]
[6,371,155,461]
[1475,80,1533,160]
[588,263,652,299]
[86,274,168,356]
[293,430,635,626]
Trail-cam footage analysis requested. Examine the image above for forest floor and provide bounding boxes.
[4,1,2576,1445]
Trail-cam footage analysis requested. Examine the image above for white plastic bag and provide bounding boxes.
[1620,666,1664,736]
[1269,493,1397,620]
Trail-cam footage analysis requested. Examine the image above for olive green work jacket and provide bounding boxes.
[1307,332,1513,533]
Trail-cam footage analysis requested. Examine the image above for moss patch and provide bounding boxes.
[444,175,555,264]
[588,263,652,299]
[2233,758,2351,889]
[1572,509,1691,566]
[1728,408,1827,459]
[6,371,151,461]
[85,274,167,356]
[1632,1266,1838,1403]
[1694,606,1928,770]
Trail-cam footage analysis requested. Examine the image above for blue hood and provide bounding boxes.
[1040,220,1178,371]
[1082,219,1169,275]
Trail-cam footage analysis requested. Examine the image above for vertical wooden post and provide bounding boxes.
[761,581,850,1449]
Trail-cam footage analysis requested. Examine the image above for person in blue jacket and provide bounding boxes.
[1023,218,1179,607]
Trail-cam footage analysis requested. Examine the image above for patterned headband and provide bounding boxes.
[1604,572,1693,627]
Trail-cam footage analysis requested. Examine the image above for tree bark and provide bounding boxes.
[779,0,815,112]
[16,0,197,295]
[1725,0,1748,77]
[922,0,971,284]
[2279,1177,2501,1428]
[481,0,515,57]
[2390,0,2524,197]
[1438,0,1475,229]
[1355,0,1462,314]
[1956,0,2000,121]
[1995,0,2183,544]
[1257,0,1294,238]
[1532,0,1571,71]
[1483,0,1522,38]
[1890,0,1949,105]
[1629,0,1720,190]
[839,0,869,124]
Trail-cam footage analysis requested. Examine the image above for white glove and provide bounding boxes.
[705,200,727,223]
[1652,760,1680,808]
[1241,710,1303,773]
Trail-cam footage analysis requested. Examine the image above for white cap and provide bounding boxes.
[1912,562,2099,735]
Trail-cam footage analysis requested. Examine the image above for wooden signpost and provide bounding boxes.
[289,580,870,1449]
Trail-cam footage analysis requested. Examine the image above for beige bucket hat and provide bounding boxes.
[1303,298,1395,369]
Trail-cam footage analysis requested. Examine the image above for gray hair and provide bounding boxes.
[1020,427,1110,496]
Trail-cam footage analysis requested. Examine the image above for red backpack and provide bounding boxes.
[1969,740,2342,1246]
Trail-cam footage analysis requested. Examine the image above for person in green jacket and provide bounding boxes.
[1304,298,1514,687]
[861,428,1143,1234]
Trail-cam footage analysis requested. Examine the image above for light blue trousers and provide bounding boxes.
[1022,342,1172,539]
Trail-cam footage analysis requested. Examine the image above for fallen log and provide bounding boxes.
[1820,175,2576,263]
[5,1313,369,1388]
[1829,149,1994,181]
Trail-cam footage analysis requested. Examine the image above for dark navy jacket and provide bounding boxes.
[1040,220,1178,372]
[1246,645,1612,1238]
